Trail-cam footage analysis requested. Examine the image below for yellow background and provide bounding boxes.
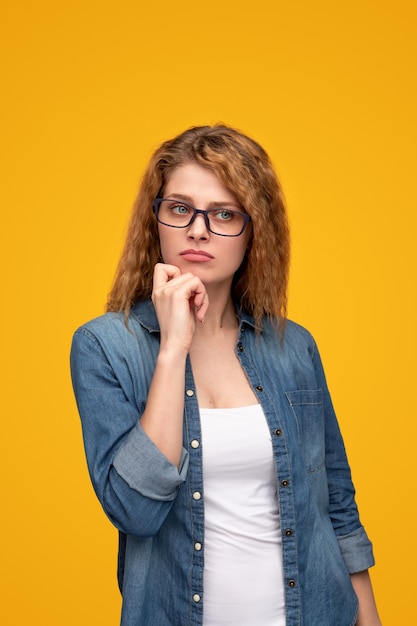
[1,1,415,624]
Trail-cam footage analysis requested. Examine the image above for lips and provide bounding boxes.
[180,249,214,262]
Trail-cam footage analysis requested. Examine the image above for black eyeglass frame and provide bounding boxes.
[152,197,251,237]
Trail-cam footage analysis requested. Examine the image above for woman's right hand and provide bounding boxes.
[151,263,209,355]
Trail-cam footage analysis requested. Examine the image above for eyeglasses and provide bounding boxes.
[152,198,251,237]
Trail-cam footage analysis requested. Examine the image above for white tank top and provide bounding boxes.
[200,404,286,626]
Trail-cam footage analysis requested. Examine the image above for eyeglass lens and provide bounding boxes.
[156,199,247,236]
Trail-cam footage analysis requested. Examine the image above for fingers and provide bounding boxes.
[153,263,182,287]
[151,264,209,350]
[152,264,208,313]
[192,286,209,322]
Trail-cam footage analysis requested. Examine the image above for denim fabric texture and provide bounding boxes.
[70,299,375,626]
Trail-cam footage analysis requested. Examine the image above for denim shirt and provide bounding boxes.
[70,299,375,626]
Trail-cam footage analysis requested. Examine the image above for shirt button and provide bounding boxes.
[190,439,200,449]
[281,479,289,487]
[194,542,202,551]
[285,529,293,537]
[288,579,297,588]
[274,428,282,436]
[193,594,201,603]
[256,385,263,392]
[186,389,194,397]
[237,344,244,352]
[192,491,201,500]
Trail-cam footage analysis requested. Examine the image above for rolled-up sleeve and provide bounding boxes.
[337,527,375,573]
[113,423,188,500]
[310,337,376,573]
[70,323,188,537]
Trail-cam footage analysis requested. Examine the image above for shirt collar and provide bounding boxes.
[130,299,160,332]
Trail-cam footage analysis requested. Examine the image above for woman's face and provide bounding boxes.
[157,162,251,291]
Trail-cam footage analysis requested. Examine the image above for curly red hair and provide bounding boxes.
[107,125,290,329]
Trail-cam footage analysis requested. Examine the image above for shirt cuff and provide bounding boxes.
[113,421,189,501]
[337,526,376,573]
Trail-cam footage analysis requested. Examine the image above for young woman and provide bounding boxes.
[70,125,381,626]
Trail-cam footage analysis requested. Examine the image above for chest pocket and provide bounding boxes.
[285,389,325,473]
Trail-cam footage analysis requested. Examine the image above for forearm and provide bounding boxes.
[140,347,188,467]
[351,570,382,626]
[143,262,208,467]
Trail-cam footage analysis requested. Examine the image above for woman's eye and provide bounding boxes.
[215,210,233,221]
[171,204,190,215]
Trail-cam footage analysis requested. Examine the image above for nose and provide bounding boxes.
[186,213,210,239]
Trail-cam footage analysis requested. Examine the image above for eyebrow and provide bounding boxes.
[165,193,244,210]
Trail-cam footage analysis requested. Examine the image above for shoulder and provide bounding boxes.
[73,311,130,347]
[260,317,318,355]
[284,319,316,348]
[70,302,159,378]
[73,300,159,346]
